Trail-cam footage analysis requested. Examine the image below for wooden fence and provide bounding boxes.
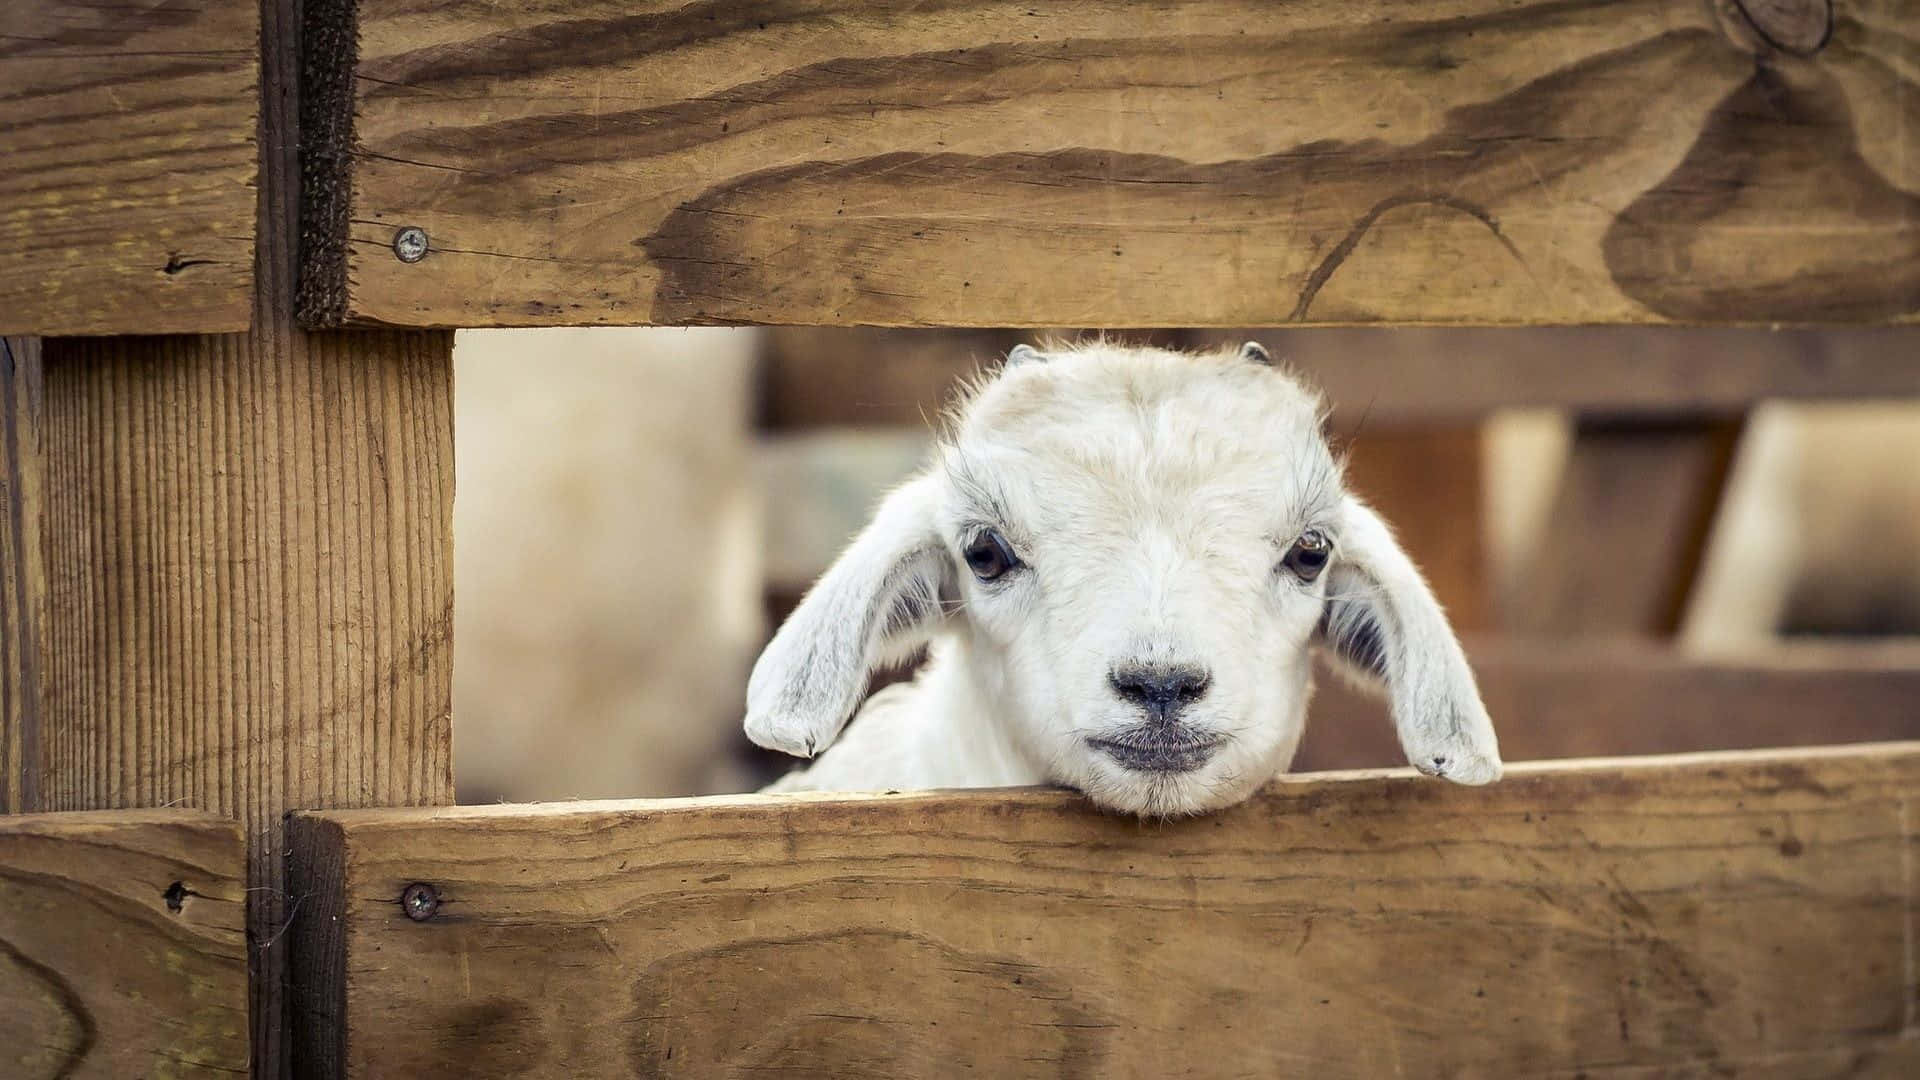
[3,1,1918,1077]
[285,744,1920,1078]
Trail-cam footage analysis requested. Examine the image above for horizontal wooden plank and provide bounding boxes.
[1299,638,1920,771]
[0,1,257,335]
[758,327,1920,430]
[0,810,248,1079]
[304,0,1920,329]
[289,743,1920,1078]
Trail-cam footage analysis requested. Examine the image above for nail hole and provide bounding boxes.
[162,255,214,276]
[163,881,188,913]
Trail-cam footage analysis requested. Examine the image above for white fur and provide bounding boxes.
[746,341,1500,816]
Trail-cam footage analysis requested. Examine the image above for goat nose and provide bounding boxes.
[1109,664,1211,717]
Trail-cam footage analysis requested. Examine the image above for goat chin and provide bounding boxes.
[745,341,1502,815]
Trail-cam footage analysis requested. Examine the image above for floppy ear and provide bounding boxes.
[745,473,955,759]
[1316,496,1502,784]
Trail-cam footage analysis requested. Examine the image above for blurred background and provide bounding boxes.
[452,327,1920,804]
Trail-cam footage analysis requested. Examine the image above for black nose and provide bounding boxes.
[1109,664,1210,719]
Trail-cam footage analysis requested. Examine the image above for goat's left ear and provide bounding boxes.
[744,474,954,759]
[1315,496,1502,784]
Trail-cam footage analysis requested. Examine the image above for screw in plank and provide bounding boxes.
[392,226,430,264]
[401,882,440,922]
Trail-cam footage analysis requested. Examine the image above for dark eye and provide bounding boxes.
[1282,529,1331,581]
[964,529,1021,582]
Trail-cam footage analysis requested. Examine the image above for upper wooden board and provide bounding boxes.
[0,810,248,1079]
[289,743,1920,1078]
[0,1,257,336]
[301,0,1919,328]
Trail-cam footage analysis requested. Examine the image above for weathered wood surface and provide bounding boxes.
[0,810,248,1079]
[0,0,257,336]
[759,327,1920,430]
[303,0,1920,329]
[290,743,1920,1079]
[23,0,459,1073]
[1299,638,1920,771]
[2,337,47,814]
[1513,417,1746,635]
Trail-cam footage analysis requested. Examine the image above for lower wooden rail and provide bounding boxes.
[1299,639,1920,771]
[0,810,248,1079]
[289,743,1919,1079]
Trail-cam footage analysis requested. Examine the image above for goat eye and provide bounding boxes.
[964,529,1020,582]
[1282,529,1331,581]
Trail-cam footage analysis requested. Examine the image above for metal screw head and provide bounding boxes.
[392,226,429,263]
[401,882,439,921]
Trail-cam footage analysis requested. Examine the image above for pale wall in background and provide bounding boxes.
[453,328,763,802]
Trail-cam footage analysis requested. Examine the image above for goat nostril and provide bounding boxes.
[1109,665,1211,711]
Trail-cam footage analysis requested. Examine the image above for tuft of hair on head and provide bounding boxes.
[1005,343,1045,367]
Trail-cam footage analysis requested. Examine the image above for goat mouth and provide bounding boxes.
[1088,732,1223,774]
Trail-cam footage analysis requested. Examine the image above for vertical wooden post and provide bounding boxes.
[1514,416,1744,635]
[20,1,456,1074]
[2,335,47,815]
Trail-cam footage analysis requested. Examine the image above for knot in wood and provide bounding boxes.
[401,882,440,921]
[1723,0,1832,56]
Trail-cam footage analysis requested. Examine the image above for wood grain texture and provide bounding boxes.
[34,326,457,1078]
[0,0,257,336]
[0,810,247,1079]
[2,337,48,814]
[1513,417,1745,635]
[301,0,1920,328]
[760,327,1920,430]
[1297,638,1920,771]
[288,743,1920,1079]
[24,0,459,1073]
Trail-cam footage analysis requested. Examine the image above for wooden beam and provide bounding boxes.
[300,0,1920,329]
[759,328,1920,430]
[1297,638,1920,772]
[23,0,458,1072]
[2,336,47,814]
[0,1,257,336]
[1188,327,1920,422]
[288,743,1920,1078]
[1512,417,1744,635]
[0,810,247,1079]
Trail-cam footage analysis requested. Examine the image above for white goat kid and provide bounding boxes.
[746,341,1500,816]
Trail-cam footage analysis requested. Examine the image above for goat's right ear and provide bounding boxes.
[745,474,954,759]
